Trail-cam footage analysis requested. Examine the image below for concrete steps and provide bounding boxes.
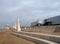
[15,31,60,43]
[11,32,58,44]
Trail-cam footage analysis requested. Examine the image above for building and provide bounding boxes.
[31,15,60,26]
[13,24,17,29]
[44,15,60,25]
[31,20,44,27]
[5,24,10,29]
[13,18,21,31]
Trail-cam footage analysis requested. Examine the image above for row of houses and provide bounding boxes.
[31,15,60,26]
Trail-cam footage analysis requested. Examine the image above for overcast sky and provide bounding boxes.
[0,0,60,28]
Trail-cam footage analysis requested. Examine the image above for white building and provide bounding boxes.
[31,20,44,26]
[13,24,17,29]
[5,24,10,29]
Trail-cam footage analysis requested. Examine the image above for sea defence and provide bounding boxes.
[21,26,60,34]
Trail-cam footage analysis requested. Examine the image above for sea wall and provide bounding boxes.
[21,26,60,34]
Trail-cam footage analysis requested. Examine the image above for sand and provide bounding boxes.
[0,29,35,44]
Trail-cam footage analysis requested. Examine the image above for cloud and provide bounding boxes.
[0,0,60,28]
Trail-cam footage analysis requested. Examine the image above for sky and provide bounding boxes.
[0,0,60,28]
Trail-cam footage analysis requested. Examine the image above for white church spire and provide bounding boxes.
[17,18,21,31]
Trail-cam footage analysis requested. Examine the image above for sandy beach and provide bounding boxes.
[0,29,35,44]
